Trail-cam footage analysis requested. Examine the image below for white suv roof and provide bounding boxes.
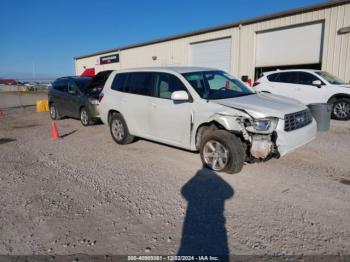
[263,69,321,75]
[112,66,218,74]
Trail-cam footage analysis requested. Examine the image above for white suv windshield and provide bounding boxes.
[182,71,254,100]
[315,71,346,85]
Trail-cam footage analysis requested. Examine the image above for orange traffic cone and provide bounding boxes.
[0,109,5,117]
[51,122,60,140]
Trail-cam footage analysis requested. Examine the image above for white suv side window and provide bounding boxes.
[268,71,321,86]
[125,73,154,96]
[278,72,299,84]
[154,73,187,99]
[297,72,321,86]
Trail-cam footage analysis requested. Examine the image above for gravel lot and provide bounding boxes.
[0,93,349,258]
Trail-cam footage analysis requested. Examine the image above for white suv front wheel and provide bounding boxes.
[332,98,350,120]
[200,130,245,174]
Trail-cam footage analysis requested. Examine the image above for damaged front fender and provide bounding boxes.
[209,113,279,160]
[205,111,281,161]
[208,112,252,141]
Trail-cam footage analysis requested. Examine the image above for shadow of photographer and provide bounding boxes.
[178,167,234,258]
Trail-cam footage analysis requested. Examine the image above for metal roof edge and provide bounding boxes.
[74,0,350,60]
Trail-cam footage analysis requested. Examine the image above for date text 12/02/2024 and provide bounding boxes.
[127,256,220,261]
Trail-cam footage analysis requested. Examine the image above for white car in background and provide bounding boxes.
[99,67,316,174]
[254,69,350,120]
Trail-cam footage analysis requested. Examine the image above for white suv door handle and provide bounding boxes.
[151,102,157,108]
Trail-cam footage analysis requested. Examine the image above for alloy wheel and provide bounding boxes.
[81,110,89,125]
[50,106,56,119]
[111,119,125,141]
[334,102,350,119]
[203,140,229,171]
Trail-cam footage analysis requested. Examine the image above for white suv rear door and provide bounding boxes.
[120,72,154,136]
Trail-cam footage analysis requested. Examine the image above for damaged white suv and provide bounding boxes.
[99,67,317,174]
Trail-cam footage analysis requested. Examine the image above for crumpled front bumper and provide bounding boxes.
[275,118,317,157]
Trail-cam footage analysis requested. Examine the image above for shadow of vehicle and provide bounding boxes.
[178,167,234,259]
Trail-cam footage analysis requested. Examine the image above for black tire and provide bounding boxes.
[80,107,92,126]
[109,113,135,145]
[200,130,245,174]
[332,98,350,120]
[49,103,61,120]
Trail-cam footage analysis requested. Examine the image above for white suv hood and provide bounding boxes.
[337,84,350,89]
[328,84,350,94]
[213,92,307,119]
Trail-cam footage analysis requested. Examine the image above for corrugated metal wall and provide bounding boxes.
[239,2,350,82]
[75,3,350,82]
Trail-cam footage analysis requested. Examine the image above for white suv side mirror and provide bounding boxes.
[312,80,322,87]
[171,91,189,101]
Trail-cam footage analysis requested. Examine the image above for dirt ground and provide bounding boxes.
[0,93,349,258]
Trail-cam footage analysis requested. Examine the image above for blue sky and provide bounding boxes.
[0,0,325,79]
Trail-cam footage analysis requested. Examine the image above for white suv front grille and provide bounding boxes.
[284,109,313,132]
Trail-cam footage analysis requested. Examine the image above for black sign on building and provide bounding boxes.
[100,54,119,64]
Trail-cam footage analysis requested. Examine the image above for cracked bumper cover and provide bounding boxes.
[249,118,317,159]
[275,119,317,157]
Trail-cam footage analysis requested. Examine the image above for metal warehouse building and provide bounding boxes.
[74,0,350,82]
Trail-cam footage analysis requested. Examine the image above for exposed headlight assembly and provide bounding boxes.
[246,117,279,134]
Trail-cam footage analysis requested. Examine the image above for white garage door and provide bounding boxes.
[191,38,232,72]
[256,23,323,67]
